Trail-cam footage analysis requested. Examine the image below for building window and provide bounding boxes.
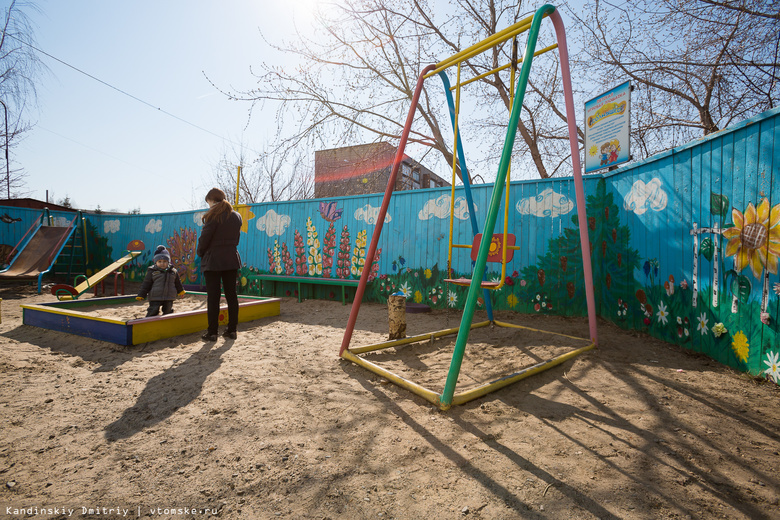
[401,164,411,177]
[413,168,420,182]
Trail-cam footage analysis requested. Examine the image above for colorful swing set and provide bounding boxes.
[340,4,599,410]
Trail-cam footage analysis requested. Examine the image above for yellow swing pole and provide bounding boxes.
[500,38,518,283]
[235,166,242,206]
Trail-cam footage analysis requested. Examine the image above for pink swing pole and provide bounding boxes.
[550,10,598,345]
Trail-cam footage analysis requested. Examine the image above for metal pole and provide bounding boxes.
[0,100,9,200]
[235,166,241,206]
[440,4,554,409]
[339,64,437,357]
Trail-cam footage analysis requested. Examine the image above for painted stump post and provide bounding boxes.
[388,294,407,340]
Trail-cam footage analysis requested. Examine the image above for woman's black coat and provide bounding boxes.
[196,210,242,272]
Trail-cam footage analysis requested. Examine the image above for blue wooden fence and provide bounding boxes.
[1,107,778,385]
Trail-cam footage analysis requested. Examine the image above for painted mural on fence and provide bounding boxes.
[1,108,778,386]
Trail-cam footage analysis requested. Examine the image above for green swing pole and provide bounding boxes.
[439,4,554,409]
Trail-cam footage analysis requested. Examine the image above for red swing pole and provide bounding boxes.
[339,64,437,357]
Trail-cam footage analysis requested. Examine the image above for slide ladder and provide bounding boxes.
[51,215,88,284]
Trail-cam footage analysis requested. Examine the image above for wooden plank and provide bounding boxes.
[131,298,280,344]
[690,140,706,352]
[614,169,636,330]
[252,274,362,286]
[22,304,131,345]
[758,115,779,374]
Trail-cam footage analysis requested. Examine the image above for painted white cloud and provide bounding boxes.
[145,218,162,234]
[418,194,475,221]
[51,216,70,227]
[624,178,668,215]
[256,209,291,237]
[516,188,574,218]
[355,204,391,224]
[193,212,206,227]
[104,220,120,234]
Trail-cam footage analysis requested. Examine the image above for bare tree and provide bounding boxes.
[210,141,314,204]
[0,0,45,198]
[570,0,780,157]
[216,0,577,183]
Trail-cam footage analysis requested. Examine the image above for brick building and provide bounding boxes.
[314,142,449,199]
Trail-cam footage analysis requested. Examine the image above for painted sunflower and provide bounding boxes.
[723,198,780,278]
[731,331,750,363]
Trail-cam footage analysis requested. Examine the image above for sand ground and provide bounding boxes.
[0,282,779,520]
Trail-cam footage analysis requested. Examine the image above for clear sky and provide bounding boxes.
[13,0,319,214]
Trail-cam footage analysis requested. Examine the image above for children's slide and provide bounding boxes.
[0,227,74,279]
[0,213,80,293]
[51,250,142,300]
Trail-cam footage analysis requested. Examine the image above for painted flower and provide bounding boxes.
[399,282,411,298]
[774,282,780,296]
[712,322,727,337]
[507,293,519,308]
[723,198,780,279]
[764,351,780,384]
[520,279,527,287]
[680,279,688,290]
[761,312,771,325]
[656,301,669,325]
[643,317,651,325]
[447,290,458,307]
[617,299,628,318]
[697,313,709,335]
[731,331,750,363]
[414,290,423,304]
[424,269,432,279]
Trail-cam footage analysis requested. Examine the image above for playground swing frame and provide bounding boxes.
[340,4,598,410]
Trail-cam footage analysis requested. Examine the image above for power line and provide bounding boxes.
[8,32,254,152]
[37,125,163,176]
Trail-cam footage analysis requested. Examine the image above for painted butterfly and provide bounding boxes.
[319,201,343,222]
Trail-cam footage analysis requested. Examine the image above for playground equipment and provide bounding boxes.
[339,4,598,410]
[22,292,281,346]
[0,210,82,294]
[51,240,146,300]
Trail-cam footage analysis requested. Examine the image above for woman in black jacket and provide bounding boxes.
[197,188,242,341]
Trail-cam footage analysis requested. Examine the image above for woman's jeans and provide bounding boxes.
[203,269,238,335]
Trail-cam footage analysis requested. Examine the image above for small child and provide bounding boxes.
[136,245,185,317]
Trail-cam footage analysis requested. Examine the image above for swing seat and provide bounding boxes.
[444,233,515,288]
[444,277,501,288]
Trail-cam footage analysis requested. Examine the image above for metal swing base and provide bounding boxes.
[341,318,595,410]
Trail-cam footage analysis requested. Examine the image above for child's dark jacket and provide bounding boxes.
[138,266,184,301]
